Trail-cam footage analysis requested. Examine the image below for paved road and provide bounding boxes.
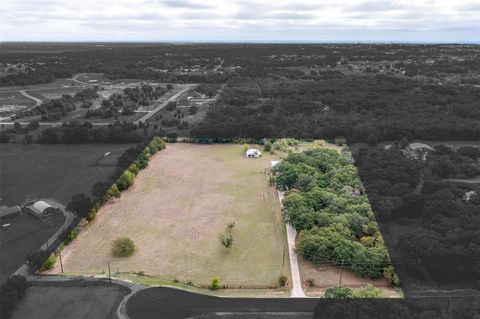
[133,84,197,124]
[0,121,112,126]
[278,190,306,298]
[19,90,42,107]
[271,160,305,298]
[126,287,318,319]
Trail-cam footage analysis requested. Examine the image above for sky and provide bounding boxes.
[0,0,479,43]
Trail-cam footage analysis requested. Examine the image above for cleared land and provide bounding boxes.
[54,143,290,288]
[12,282,129,319]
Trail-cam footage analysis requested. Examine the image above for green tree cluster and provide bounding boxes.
[273,148,394,280]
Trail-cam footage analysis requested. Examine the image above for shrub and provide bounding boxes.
[40,253,57,271]
[111,236,136,257]
[86,207,97,222]
[323,286,354,298]
[383,265,400,287]
[227,221,236,230]
[219,233,233,248]
[264,140,272,152]
[278,274,288,287]
[106,184,121,199]
[209,277,220,290]
[306,278,315,287]
[117,170,135,191]
[127,163,140,176]
[64,229,78,244]
[243,143,250,153]
[353,284,385,298]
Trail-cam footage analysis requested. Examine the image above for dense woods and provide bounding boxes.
[192,75,480,143]
[355,142,480,291]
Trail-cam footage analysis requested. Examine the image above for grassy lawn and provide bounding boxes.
[53,143,291,290]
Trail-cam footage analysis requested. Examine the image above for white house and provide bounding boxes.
[246,148,262,158]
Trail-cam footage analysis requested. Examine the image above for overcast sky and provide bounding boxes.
[1,0,479,43]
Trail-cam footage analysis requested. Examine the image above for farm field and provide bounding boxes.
[52,143,291,289]
[0,143,133,205]
[11,281,129,319]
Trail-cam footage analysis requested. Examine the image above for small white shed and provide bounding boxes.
[246,148,262,158]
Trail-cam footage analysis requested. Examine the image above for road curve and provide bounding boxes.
[126,287,318,319]
[19,90,42,107]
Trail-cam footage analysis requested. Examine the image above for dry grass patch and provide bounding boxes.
[54,143,290,288]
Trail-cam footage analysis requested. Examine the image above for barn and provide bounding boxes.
[0,205,21,222]
[27,200,56,218]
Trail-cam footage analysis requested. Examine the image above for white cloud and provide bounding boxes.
[0,0,478,42]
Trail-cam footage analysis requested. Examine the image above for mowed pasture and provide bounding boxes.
[55,143,290,288]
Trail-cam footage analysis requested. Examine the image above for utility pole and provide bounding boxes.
[339,260,344,286]
[57,249,63,273]
[107,260,112,285]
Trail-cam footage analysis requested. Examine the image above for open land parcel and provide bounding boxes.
[51,143,291,290]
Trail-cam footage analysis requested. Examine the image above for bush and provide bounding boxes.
[127,163,140,176]
[64,229,78,244]
[106,184,121,199]
[306,278,315,287]
[323,286,354,298]
[353,284,385,298]
[86,207,97,221]
[278,274,288,287]
[219,233,233,248]
[111,236,136,257]
[209,277,220,290]
[264,140,272,152]
[40,253,57,271]
[117,170,135,191]
[383,265,400,287]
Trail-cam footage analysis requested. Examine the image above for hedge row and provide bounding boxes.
[60,137,166,249]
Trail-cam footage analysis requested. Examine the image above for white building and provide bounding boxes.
[27,200,56,218]
[246,148,262,158]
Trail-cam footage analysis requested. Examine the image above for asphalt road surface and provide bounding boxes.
[126,287,319,319]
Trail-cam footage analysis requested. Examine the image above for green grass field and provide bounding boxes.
[53,143,291,289]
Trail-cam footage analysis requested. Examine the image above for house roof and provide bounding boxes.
[32,201,54,213]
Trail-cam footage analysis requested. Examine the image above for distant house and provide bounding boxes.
[26,200,56,218]
[246,148,262,158]
[0,206,21,222]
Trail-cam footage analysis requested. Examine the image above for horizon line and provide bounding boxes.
[1,40,479,45]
